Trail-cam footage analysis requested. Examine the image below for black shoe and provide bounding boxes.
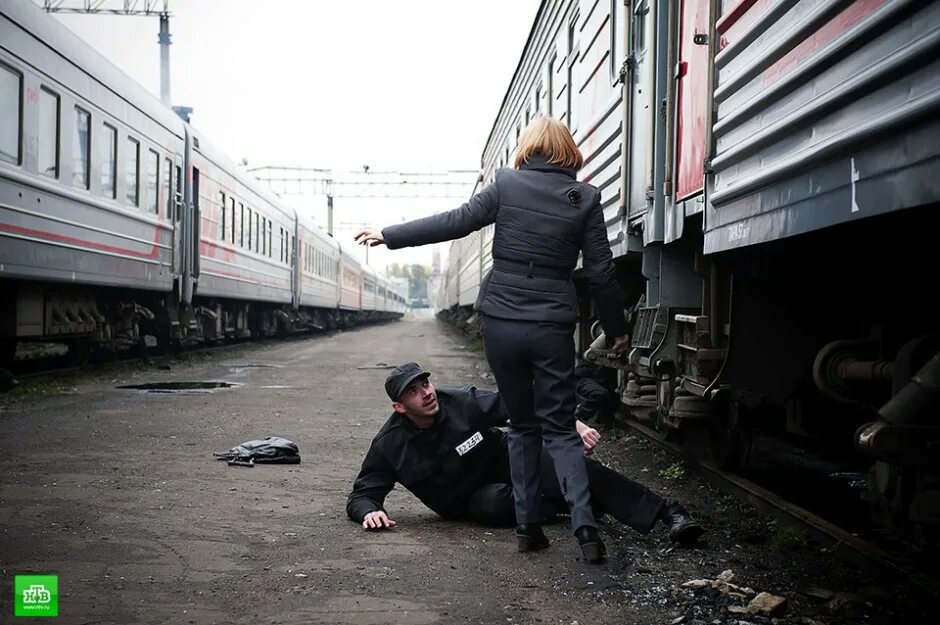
[661,503,704,545]
[516,523,550,552]
[574,525,606,564]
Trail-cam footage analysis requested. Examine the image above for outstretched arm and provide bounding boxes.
[346,442,398,529]
[355,179,500,250]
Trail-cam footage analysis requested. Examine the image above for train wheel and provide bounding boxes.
[709,401,753,470]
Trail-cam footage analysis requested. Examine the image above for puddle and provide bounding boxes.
[117,381,240,394]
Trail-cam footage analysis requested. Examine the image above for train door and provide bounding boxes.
[674,0,710,201]
[627,0,654,218]
[171,152,184,283]
[192,166,200,288]
[181,129,195,304]
[291,227,305,308]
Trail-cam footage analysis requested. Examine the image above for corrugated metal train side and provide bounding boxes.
[436,0,940,545]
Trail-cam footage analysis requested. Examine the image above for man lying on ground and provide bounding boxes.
[346,362,703,546]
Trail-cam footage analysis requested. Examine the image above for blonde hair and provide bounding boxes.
[514,116,583,170]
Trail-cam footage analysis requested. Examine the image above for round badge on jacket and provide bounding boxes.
[567,189,582,205]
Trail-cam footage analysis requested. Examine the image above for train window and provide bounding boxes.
[146,149,159,213]
[535,83,542,114]
[229,197,236,244]
[547,54,555,116]
[175,164,182,221]
[261,217,267,255]
[239,202,245,246]
[567,13,579,134]
[72,107,90,189]
[124,136,139,207]
[163,157,172,219]
[267,221,273,258]
[255,212,260,252]
[100,123,117,198]
[219,192,226,240]
[38,88,59,178]
[0,65,20,165]
[246,207,253,251]
[632,0,647,55]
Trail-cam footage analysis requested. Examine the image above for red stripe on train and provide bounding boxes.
[763,0,888,86]
[0,221,161,259]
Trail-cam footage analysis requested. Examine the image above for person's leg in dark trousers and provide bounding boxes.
[529,321,596,532]
[465,483,516,527]
[480,316,544,526]
[576,377,609,424]
[538,452,666,534]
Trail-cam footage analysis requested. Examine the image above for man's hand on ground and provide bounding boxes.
[362,511,397,530]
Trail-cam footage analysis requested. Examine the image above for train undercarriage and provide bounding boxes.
[572,205,940,552]
[0,281,398,369]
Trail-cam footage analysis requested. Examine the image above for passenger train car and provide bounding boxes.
[437,0,940,546]
[0,1,405,366]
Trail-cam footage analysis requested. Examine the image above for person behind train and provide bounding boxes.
[346,363,703,548]
[354,117,631,563]
[575,354,619,428]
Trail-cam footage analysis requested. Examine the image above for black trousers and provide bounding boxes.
[575,377,619,424]
[481,316,595,529]
[465,450,666,534]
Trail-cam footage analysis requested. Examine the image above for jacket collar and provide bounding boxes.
[519,154,578,179]
[392,405,444,438]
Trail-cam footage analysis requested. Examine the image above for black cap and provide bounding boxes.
[384,362,431,401]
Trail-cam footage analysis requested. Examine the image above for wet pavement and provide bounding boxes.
[0,311,937,625]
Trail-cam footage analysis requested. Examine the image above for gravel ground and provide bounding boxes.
[0,311,936,625]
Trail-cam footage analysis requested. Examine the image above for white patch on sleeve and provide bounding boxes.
[455,431,483,456]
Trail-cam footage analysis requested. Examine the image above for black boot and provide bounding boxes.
[516,523,550,552]
[574,525,606,564]
[660,503,703,545]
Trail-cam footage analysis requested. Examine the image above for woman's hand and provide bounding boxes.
[354,229,386,247]
[609,334,631,354]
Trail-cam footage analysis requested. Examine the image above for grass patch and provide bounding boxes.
[772,525,808,551]
[659,462,686,481]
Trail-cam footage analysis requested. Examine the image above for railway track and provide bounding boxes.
[616,413,940,600]
[2,324,380,387]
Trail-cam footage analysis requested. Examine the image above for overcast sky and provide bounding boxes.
[47,0,541,270]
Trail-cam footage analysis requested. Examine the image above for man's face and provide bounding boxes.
[393,376,439,419]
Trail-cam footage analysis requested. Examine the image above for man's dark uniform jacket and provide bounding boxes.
[346,386,510,523]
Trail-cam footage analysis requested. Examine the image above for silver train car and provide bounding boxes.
[437,0,940,545]
[0,1,405,365]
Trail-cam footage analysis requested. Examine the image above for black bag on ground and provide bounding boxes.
[213,436,301,467]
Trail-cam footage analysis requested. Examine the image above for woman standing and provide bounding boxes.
[355,117,629,563]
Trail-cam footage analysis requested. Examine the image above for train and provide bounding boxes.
[435,0,940,548]
[0,1,406,367]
